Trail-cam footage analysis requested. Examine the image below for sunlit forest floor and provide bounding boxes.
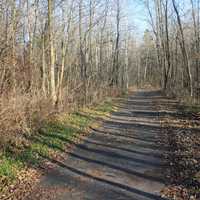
[160,99,200,199]
[0,96,118,199]
[25,90,167,200]
[1,89,200,200]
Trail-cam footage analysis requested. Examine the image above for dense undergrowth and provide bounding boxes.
[0,97,118,199]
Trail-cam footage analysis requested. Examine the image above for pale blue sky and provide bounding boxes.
[124,0,193,39]
[125,0,149,39]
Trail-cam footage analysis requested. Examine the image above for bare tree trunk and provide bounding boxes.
[78,0,87,105]
[11,0,16,94]
[48,0,56,104]
[191,0,200,98]
[99,0,108,80]
[144,47,150,83]
[125,36,129,90]
[163,0,171,90]
[111,0,120,86]
[172,0,193,96]
[42,31,46,96]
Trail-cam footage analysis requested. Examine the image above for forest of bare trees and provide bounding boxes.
[0,0,137,101]
[0,0,136,148]
[0,0,200,153]
[141,0,200,100]
[0,0,200,199]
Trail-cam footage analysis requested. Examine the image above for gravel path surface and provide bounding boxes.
[26,90,169,200]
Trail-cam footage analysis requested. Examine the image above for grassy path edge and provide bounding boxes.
[0,97,120,200]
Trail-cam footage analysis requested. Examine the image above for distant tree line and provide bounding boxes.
[141,0,200,101]
[0,0,135,148]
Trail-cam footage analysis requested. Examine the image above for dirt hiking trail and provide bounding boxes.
[27,90,172,200]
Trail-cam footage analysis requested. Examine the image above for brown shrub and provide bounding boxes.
[0,84,120,152]
[0,92,54,151]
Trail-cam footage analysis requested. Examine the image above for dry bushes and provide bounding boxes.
[0,92,54,151]
[0,84,121,152]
